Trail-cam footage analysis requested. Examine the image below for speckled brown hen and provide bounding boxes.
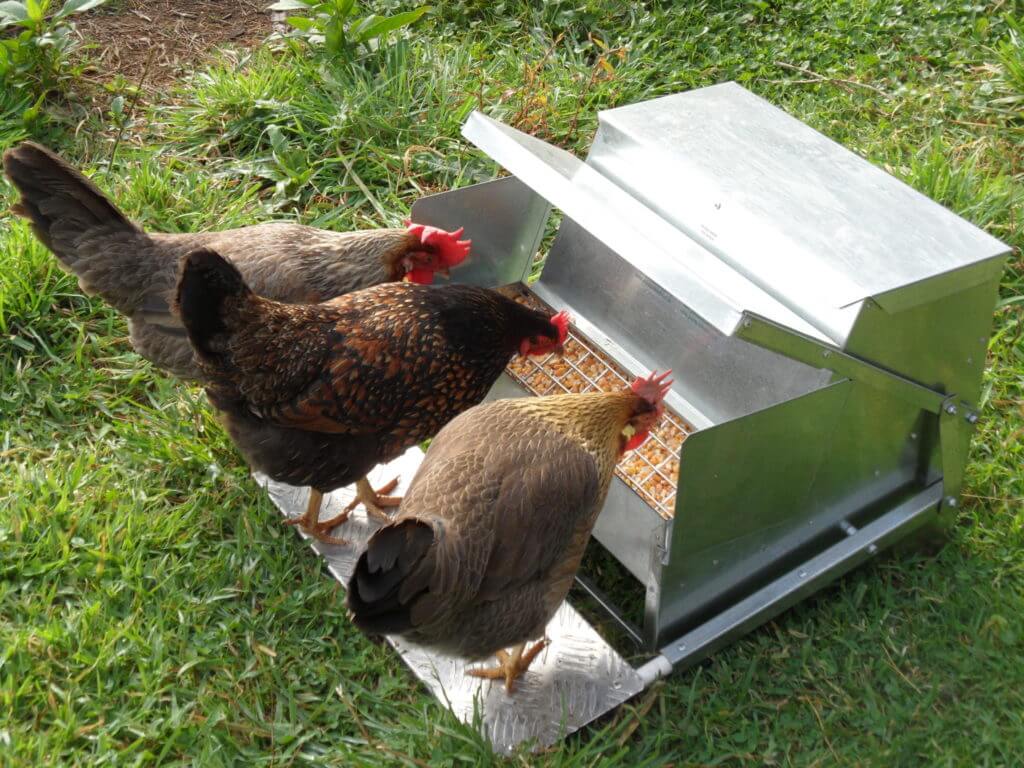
[347,371,672,692]
[174,248,570,543]
[2,141,469,379]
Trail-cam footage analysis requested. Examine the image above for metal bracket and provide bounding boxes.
[736,312,947,413]
[938,395,978,504]
[737,312,979,505]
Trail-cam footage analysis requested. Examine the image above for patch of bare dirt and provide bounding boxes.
[76,0,272,86]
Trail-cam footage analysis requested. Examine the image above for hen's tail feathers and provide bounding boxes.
[2,141,154,314]
[174,248,252,360]
[348,520,434,635]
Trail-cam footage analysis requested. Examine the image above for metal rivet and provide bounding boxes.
[910,432,918,440]
[799,571,808,579]
[945,496,958,508]
[945,404,958,416]
[967,356,973,365]
[867,544,878,555]
[822,350,831,358]
[743,319,752,328]
[676,644,687,653]
[966,412,979,425]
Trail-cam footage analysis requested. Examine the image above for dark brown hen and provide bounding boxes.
[2,141,469,379]
[348,372,672,692]
[174,248,569,542]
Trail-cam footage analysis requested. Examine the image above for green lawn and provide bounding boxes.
[1,1,1022,765]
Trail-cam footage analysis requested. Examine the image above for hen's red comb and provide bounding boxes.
[549,310,571,344]
[631,369,673,405]
[404,220,472,267]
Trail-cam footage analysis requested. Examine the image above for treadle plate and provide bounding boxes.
[254,449,645,754]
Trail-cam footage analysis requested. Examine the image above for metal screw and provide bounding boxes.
[945,496,958,508]
[945,404,958,416]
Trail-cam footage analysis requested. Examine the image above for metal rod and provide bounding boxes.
[573,573,646,647]
[638,482,944,685]
[736,312,948,414]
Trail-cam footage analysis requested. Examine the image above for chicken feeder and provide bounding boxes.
[259,82,1010,752]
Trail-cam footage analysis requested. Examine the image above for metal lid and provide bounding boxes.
[462,83,1010,344]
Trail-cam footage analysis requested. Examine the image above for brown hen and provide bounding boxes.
[174,248,570,543]
[2,141,469,379]
[347,371,672,692]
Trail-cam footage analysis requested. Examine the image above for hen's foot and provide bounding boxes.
[465,639,549,694]
[342,476,402,521]
[284,488,350,545]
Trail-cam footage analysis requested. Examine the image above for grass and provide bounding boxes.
[1,0,1022,764]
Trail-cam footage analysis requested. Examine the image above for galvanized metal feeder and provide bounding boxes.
[259,82,1010,753]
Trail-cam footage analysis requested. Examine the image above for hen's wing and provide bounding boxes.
[349,401,601,634]
[247,287,461,436]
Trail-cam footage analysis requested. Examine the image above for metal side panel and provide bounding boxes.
[536,218,833,426]
[844,266,1007,406]
[255,449,644,754]
[657,380,853,642]
[646,482,944,675]
[410,176,549,288]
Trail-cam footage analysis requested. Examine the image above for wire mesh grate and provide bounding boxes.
[505,288,692,519]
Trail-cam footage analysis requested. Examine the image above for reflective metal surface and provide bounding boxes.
[587,83,1009,341]
[410,175,549,288]
[843,269,1006,407]
[462,111,829,342]
[256,449,644,754]
[736,313,946,414]
[653,483,943,672]
[535,219,831,426]
[658,381,854,640]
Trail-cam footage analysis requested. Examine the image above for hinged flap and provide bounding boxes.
[462,111,831,342]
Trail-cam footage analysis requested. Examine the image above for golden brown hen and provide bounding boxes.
[2,141,470,379]
[347,371,672,692]
[173,248,570,543]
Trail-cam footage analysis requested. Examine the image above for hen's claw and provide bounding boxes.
[343,476,402,521]
[284,488,350,545]
[465,639,549,694]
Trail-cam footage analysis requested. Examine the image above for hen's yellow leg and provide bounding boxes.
[466,639,549,694]
[342,476,402,521]
[284,488,349,545]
